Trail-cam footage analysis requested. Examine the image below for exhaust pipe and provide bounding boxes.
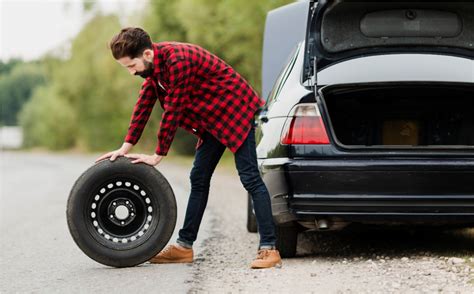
[316,219,330,230]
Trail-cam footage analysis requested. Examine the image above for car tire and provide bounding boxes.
[276,224,298,258]
[247,193,258,233]
[66,157,177,268]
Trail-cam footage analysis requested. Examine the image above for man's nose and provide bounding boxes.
[128,68,136,75]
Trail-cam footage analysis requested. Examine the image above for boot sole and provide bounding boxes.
[149,257,193,264]
[250,262,282,269]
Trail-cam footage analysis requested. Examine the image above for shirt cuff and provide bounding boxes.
[124,136,137,145]
[155,146,168,156]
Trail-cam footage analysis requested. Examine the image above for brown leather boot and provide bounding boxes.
[149,244,193,264]
[250,249,282,269]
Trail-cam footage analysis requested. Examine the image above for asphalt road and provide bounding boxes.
[2,151,474,293]
[0,151,209,293]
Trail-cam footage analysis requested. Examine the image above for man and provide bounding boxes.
[96,27,282,269]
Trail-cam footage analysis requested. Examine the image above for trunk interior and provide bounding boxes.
[320,83,474,148]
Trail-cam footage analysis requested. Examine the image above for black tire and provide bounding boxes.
[247,193,258,233]
[276,224,298,258]
[66,157,177,268]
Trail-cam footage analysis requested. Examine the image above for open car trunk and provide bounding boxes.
[305,1,474,73]
[320,83,474,148]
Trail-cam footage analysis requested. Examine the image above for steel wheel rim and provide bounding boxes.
[87,179,157,247]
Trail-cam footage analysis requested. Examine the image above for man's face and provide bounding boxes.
[117,49,154,79]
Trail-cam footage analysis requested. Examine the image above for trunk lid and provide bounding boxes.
[307,0,474,73]
[262,1,310,100]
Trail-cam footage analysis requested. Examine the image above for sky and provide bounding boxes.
[0,0,145,61]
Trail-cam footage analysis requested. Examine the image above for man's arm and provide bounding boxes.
[95,81,157,163]
[154,57,192,156]
[124,80,158,145]
[124,58,191,165]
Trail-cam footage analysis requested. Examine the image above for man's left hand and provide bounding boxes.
[124,153,163,166]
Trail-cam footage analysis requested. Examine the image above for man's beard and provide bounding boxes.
[135,60,154,79]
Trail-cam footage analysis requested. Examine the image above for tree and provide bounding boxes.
[20,14,146,151]
[0,59,22,75]
[19,85,77,149]
[174,0,293,94]
[0,62,46,126]
[19,0,294,155]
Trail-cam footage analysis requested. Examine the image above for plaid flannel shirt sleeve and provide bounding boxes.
[124,80,157,145]
[155,57,192,156]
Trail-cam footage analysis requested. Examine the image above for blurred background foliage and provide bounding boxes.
[1,0,293,155]
[0,61,46,126]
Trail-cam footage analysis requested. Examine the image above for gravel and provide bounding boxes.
[186,164,474,293]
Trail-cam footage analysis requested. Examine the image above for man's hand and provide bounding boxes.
[95,142,133,163]
[125,153,163,166]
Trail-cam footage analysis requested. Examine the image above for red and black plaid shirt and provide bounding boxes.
[124,42,264,156]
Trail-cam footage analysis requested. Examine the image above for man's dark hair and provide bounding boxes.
[109,27,153,59]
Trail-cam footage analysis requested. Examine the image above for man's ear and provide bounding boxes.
[143,48,154,63]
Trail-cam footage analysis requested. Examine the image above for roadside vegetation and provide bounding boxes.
[1,0,292,157]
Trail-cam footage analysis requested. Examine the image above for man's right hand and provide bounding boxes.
[95,142,134,163]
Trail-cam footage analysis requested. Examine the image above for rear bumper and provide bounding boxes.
[262,158,474,224]
[290,195,474,224]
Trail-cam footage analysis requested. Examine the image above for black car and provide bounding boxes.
[247,0,474,257]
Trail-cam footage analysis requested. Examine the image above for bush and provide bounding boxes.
[19,86,77,150]
[0,63,45,126]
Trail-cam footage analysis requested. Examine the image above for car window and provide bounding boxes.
[265,43,301,110]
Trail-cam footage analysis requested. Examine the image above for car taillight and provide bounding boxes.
[281,103,330,145]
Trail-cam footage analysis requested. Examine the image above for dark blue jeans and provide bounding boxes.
[177,124,277,249]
